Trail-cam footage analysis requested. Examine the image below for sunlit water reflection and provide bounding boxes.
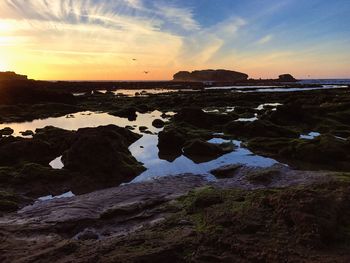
[129,135,278,182]
[1,110,279,184]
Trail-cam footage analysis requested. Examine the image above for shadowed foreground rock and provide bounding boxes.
[1,166,349,263]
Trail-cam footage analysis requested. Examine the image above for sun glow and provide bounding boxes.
[0,60,8,72]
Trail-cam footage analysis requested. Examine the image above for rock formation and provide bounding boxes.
[0,71,28,81]
[278,74,297,82]
[173,69,249,82]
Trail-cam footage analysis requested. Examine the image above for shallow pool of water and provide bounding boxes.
[49,156,64,169]
[1,109,280,184]
[129,135,278,182]
[300,132,321,140]
[0,110,169,137]
[38,191,75,202]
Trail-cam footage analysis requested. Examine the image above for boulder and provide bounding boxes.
[174,107,234,129]
[183,139,235,163]
[0,127,14,136]
[278,74,297,82]
[210,164,243,178]
[0,137,53,166]
[152,119,165,128]
[110,107,137,121]
[62,125,144,185]
[158,126,187,161]
[34,126,76,154]
[225,120,299,138]
[20,130,34,136]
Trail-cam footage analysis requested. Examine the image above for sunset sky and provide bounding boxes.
[0,0,349,80]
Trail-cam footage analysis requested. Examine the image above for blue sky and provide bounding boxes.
[0,0,349,79]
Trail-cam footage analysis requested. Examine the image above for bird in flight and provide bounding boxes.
[144,71,149,74]
[132,58,137,61]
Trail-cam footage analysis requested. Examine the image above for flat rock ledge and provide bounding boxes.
[0,165,333,263]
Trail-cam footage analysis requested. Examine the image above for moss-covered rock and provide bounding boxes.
[62,125,145,185]
[183,139,235,163]
[225,119,299,139]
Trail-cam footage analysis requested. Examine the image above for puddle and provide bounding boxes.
[300,132,321,140]
[0,110,170,137]
[38,191,75,202]
[49,156,64,169]
[203,106,235,114]
[236,113,258,122]
[255,103,283,111]
[129,135,278,182]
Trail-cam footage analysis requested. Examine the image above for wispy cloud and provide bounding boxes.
[257,34,273,45]
[0,0,348,79]
[156,4,200,31]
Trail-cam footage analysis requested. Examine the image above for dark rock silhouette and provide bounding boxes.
[173,69,249,82]
[0,137,53,166]
[174,107,235,129]
[62,125,145,185]
[0,71,27,81]
[278,74,297,82]
[0,127,14,136]
[183,139,235,163]
[152,119,165,128]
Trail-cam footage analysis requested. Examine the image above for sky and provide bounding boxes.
[0,0,349,80]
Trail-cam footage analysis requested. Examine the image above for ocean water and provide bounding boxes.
[298,79,350,85]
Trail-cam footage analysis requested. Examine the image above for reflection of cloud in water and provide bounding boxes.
[130,135,278,182]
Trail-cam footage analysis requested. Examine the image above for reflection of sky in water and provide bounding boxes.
[130,135,278,182]
[38,191,75,202]
[300,132,321,140]
[49,156,64,169]
[255,103,283,111]
[1,109,279,184]
[0,110,167,136]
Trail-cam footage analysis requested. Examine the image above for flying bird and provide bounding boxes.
[132,58,137,61]
[144,71,149,74]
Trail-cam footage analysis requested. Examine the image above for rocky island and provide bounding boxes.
[173,69,249,82]
[173,69,298,83]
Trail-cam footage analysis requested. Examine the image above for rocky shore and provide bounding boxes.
[0,75,350,262]
[2,164,349,263]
